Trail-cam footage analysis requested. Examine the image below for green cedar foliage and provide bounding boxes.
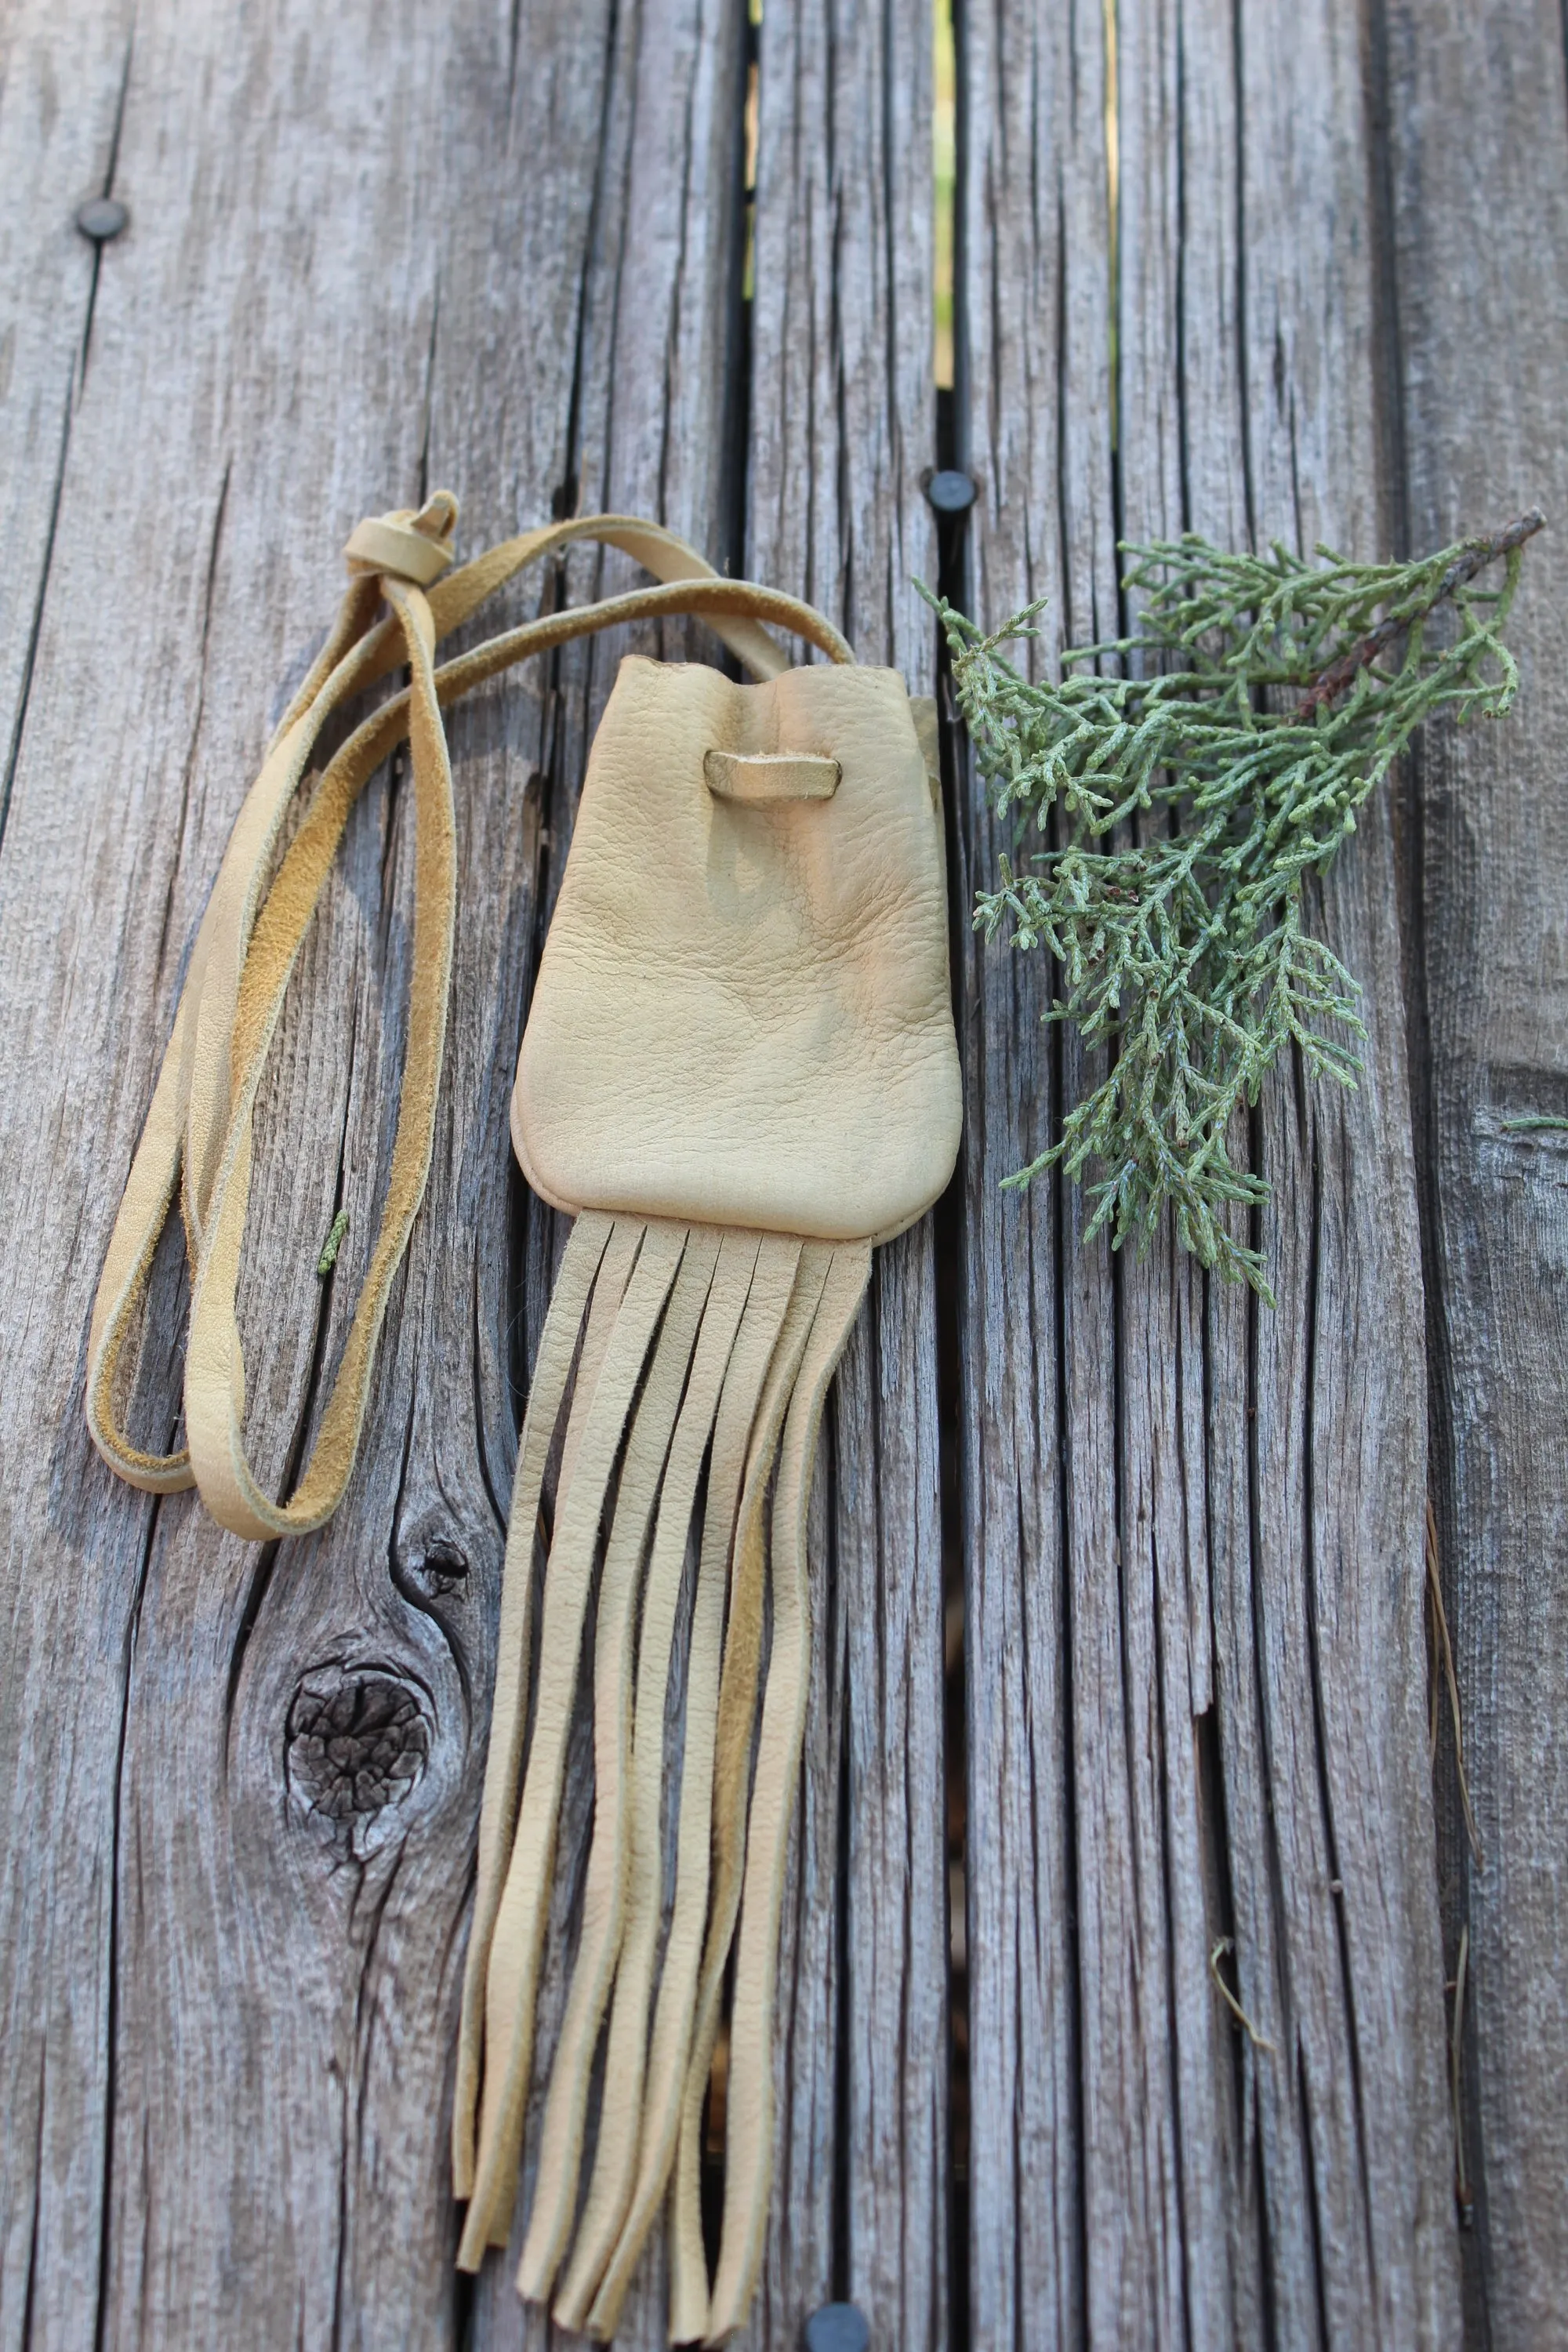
[929,514,1541,1300]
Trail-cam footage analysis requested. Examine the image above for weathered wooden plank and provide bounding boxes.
[956,0,1460,2343]
[0,15,142,2328]
[0,7,466,2342]
[0,0,677,2343]
[13,0,1561,2346]
[742,5,946,2344]
[461,5,751,2346]
[0,3,559,2344]
[0,3,951,2349]
[0,0,134,814]
[953,7,1116,2342]
[1382,4,1568,2341]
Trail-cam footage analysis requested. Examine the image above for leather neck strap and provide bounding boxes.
[85,495,854,1539]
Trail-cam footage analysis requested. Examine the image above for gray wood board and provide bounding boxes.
[744,5,947,2349]
[955,0,1463,2343]
[4,0,1566,2346]
[0,1,946,2347]
[1382,0,1568,2340]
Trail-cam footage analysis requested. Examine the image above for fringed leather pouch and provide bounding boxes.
[87,495,962,2343]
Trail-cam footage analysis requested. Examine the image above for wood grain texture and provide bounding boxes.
[4,0,1565,2343]
[461,5,749,2342]
[955,0,1461,2343]
[1381,2,1568,2341]
[0,0,133,828]
[745,6,946,2350]
[0,9,456,2344]
[0,0,941,2345]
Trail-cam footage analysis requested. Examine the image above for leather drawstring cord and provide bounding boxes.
[85,496,851,1538]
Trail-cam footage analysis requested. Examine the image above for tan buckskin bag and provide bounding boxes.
[86,493,962,2344]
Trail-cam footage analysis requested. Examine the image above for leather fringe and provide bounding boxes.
[452,1212,870,2344]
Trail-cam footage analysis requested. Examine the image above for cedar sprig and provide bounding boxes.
[927,514,1541,1298]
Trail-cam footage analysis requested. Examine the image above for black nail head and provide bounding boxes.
[76,198,129,242]
[804,2304,870,2352]
[926,468,977,515]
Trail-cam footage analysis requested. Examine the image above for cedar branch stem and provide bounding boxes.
[1209,1938,1276,2053]
[1299,509,1545,713]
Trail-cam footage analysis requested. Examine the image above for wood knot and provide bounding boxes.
[416,1538,469,1595]
[286,1666,432,1851]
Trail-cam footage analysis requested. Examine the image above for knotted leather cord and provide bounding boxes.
[86,500,852,1538]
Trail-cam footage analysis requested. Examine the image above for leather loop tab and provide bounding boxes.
[702,749,840,804]
[345,491,459,585]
